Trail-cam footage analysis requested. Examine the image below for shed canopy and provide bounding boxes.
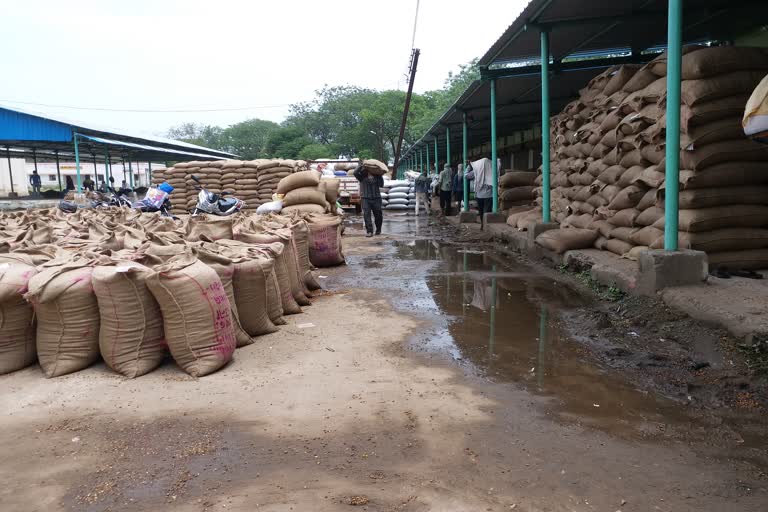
[0,104,235,162]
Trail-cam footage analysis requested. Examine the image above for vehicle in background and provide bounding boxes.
[190,175,244,216]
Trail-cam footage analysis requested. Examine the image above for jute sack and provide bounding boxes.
[679,139,768,171]
[652,205,768,233]
[239,230,310,306]
[681,70,767,106]
[605,238,635,256]
[500,187,536,202]
[323,179,340,204]
[25,258,100,378]
[307,216,345,267]
[277,171,321,194]
[679,162,768,189]
[146,254,236,377]
[362,159,388,176]
[0,254,38,374]
[92,261,165,378]
[535,228,598,254]
[290,219,321,291]
[235,236,302,315]
[499,172,537,187]
[194,247,255,348]
[659,46,768,80]
[650,228,768,252]
[283,187,329,208]
[707,249,768,270]
[282,204,327,215]
[215,243,279,336]
[658,186,768,209]
[186,215,234,242]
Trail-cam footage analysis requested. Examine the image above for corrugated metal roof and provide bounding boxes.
[0,103,235,159]
[479,0,768,68]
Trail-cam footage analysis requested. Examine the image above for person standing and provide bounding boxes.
[82,175,95,192]
[438,163,453,216]
[353,164,384,237]
[29,170,42,196]
[453,163,464,211]
[414,168,431,215]
[65,175,75,191]
[465,157,496,228]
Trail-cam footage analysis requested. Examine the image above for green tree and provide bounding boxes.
[220,119,279,159]
[167,123,224,149]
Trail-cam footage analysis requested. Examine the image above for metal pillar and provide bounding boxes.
[55,150,62,191]
[129,160,134,188]
[462,111,469,212]
[105,151,111,189]
[490,78,499,213]
[541,30,552,223]
[32,149,38,173]
[92,154,97,183]
[425,140,430,176]
[663,0,682,250]
[445,125,451,171]
[73,132,82,192]
[433,136,438,175]
[5,147,14,195]
[148,161,152,184]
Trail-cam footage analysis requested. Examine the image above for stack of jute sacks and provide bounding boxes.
[0,207,329,379]
[498,170,538,210]
[151,159,309,213]
[277,170,331,214]
[518,46,768,268]
[382,179,413,210]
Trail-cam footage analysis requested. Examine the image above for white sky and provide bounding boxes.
[1,0,527,137]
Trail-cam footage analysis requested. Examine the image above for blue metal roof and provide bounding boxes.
[0,107,71,142]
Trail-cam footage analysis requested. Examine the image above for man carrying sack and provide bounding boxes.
[354,162,385,237]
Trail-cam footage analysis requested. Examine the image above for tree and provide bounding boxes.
[167,123,224,149]
[220,119,279,159]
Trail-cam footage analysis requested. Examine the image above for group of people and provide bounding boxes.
[414,157,497,220]
[352,156,501,237]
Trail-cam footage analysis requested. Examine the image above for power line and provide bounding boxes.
[0,99,290,113]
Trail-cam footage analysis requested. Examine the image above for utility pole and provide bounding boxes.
[393,48,420,172]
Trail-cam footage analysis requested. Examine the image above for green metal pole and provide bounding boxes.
[445,125,451,172]
[463,111,469,212]
[541,30,551,223]
[425,140,430,177]
[434,136,438,175]
[490,78,498,213]
[105,151,110,189]
[148,161,152,184]
[55,150,62,191]
[129,160,134,188]
[663,0,682,251]
[73,132,82,192]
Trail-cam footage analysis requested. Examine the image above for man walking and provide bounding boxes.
[465,157,496,228]
[438,163,453,216]
[353,164,384,237]
[29,170,42,197]
[414,168,430,215]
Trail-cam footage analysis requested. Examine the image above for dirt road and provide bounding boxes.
[1,214,766,511]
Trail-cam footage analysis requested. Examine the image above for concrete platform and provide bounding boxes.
[449,214,768,339]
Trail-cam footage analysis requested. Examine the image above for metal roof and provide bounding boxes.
[0,104,235,161]
[479,0,768,68]
[402,0,768,162]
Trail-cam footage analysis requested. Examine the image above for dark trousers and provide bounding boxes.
[439,190,452,215]
[477,197,492,225]
[362,197,383,234]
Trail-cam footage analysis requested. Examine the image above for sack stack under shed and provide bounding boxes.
[523,45,768,269]
[498,170,538,210]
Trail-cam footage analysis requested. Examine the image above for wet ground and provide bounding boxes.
[1,212,767,511]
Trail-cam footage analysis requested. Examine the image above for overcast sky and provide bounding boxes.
[1,0,527,137]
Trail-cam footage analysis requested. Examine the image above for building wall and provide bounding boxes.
[24,161,153,188]
[0,158,30,196]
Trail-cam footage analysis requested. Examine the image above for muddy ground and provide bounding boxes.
[1,213,767,511]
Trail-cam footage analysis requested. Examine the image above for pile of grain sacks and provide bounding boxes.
[0,207,342,379]
[381,179,415,210]
[520,46,768,268]
[152,159,309,214]
[498,170,538,210]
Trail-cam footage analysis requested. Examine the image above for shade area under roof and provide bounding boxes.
[0,104,235,163]
[479,0,768,68]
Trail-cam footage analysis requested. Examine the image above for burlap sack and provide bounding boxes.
[277,171,321,194]
[323,179,341,204]
[146,254,236,377]
[283,187,329,208]
[307,216,345,267]
[608,185,646,210]
[92,261,165,378]
[215,243,279,336]
[650,228,768,252]
[652,205,768,233]
[499,171,537,188]
[0,254,37,374]
[679,162,768,189]
[659,186,768,209]
[707,249,768,270]
[605,238,634,256]
[362,159,388,176]
[679,139,768,171]
[194,248,255,348]
[186,215,234,242]
[25,258,100,378]
[289,219,321,291]
[282,204,327,215]
[535,228,598,254]
[681,70,767,106]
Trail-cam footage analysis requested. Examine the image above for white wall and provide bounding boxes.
[0,158,29,196]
